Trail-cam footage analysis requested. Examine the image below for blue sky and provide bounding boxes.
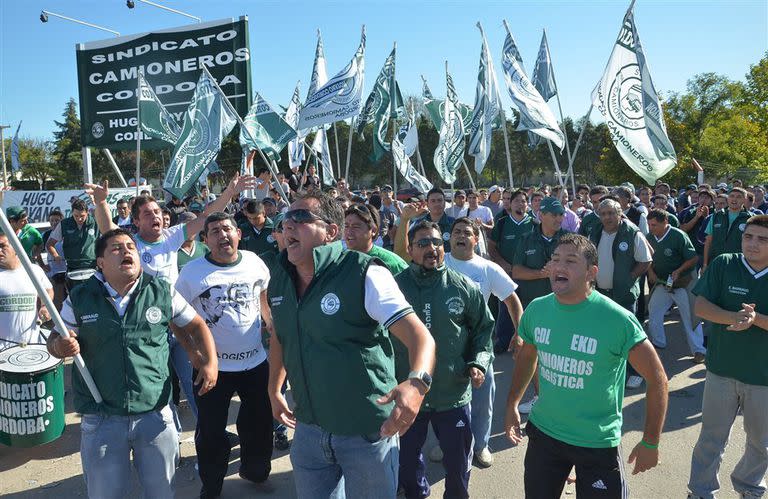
[1,0,766,141]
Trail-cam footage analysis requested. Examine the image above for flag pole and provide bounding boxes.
[543,29,575,194]
[0,125,8,190]
[135,71,142,196]
[332,122,341,179]
[499,110,514,188]
[461,159,477,190]
[103,149,128,187]
[201,66,289,205]
[0,209,103,404]
[344,119,354,182]
[547,139,566,188]
[564,105,594,188]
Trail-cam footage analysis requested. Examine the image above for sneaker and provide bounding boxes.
[626,375,644,389]
[692,352,706,364]
[428,445,443,462]
[518,396,538,415]
[274,431,290,450]
[474,447,494,468]
[687,494,704,499]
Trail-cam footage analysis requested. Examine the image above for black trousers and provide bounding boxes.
[193,361,273,496]
[524,422,628,499]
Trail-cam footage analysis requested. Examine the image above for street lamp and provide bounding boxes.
[38,10,120,36]
[125,0,201,23]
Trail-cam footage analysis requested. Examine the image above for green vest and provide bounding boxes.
[61,216,97,271]
[590,221,641,308]
[708,209,751,264]
[513,225,567,306]
[267,242,401,436]
[69,273,173,416]
[238,218,278,256]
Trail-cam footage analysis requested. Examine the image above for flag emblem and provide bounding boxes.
[609,65,644,130]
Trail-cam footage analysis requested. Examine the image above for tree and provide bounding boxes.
[51,98,83,186]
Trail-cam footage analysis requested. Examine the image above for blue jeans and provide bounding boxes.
[471,364,495,451]
[290,422,399,499]
[168,331,197,419]
[80,405,179,499]
[494,302,515,352]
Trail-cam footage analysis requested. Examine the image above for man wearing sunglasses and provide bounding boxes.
[344,203,408,275]
[266,191,436,499]
[394,219,495,499]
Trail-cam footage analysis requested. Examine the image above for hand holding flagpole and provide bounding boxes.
[0,208,103,404]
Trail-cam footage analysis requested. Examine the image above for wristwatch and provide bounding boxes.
[408,371,432,393]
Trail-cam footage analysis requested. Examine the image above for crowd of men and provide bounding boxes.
[0,171,766,499]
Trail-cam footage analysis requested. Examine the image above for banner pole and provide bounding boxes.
[547,140,565,188]
[332,122,341,179]
[461,158,476,190]
[201,66,289,205]
[103,149,128,187]
[135,72,142,196]
[344,120,354,182]
[0,209,103,403]
[564,105,594,187]
[544,29,575,194]
[499,110,514,188]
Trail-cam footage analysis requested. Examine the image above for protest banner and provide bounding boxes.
[2,188,144,223]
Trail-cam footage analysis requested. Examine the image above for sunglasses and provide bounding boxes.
[414,237,443,248]
[283,209,331,225]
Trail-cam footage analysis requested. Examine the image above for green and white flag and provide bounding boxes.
[422,76,474,133]
[592,5,677,184]
[433,66,464,185]
[501,21,564,150]
[298,26,366,129]
[532,31,557,102]
[306,30,328,104]
[10,121,21,172]
[240,92,297,162]
[138,70,182,144]
[393,120,432,194]
[468,22,503,174]
[311,129,334,186]
[284,82,305,168]
[163,71,238,198]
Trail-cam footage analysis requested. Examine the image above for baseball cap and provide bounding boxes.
[454,189,466,197]
[6,206,26,220]
[188,201,205,213]
[489,185,501,194]
[686,184,697,191]
[540,197,565,215]
[176,211,197,224]
[263,198,277,206]
[382,184,393,192]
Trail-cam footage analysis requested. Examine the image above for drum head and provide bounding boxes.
[0,344,61,373]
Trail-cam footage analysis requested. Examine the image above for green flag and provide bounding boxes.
[240,92,298,162]
[421,75,477,133]
[163,71,238,198]
[357,45,401,162]
[433,65,464,185]
[138,70,182,144]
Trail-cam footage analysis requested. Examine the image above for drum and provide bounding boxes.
[0,344,65,447]
[65,268,96,292]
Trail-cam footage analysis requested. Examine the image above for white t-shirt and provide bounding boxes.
[59,273,195,333]
[176,251,270,372]
[446,204,468,219]
[444,253,518,303]
[135,224,188,285]
[467,205,494,224]
[0,266,52,349]
[596,229,653,289]
[363,265,414,328]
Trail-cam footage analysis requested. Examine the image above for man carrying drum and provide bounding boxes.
[47,228,218,499]
[0,231,53,350]
[45,199,99,291]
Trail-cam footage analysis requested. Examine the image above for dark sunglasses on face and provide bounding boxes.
[283,209,330,225]
[415,237,443,248]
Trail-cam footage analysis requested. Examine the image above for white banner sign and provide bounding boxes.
[2,188,146,223]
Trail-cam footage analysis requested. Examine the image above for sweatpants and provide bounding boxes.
[399,405,473,499]
[193,361,273,497]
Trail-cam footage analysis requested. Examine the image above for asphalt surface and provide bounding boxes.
[0,310,754,498]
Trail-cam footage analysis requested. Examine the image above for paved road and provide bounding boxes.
[0,311,754,498]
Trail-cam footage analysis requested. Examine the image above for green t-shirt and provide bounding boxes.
[649,226,697,281]
[519,291,647,448]
[668,213,680,228]
[366,245,408,275]
[177,241,209,271]
[490,213,535,265]
[18,225,43,258]
[692,253,768,386]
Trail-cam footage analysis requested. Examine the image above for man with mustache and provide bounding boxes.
[47,228,217,499]
[176,213,274,498]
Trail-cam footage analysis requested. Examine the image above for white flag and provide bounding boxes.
[401,118,418,157]
[468,23,503,174]
[10,122,22,172]
[284,82,305,168]
[500,21,564,150]
[592,6,677,184]
[433,66,465,185]
[311,130,334,186]
[299,26,366,130]
[393,121,432,194]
